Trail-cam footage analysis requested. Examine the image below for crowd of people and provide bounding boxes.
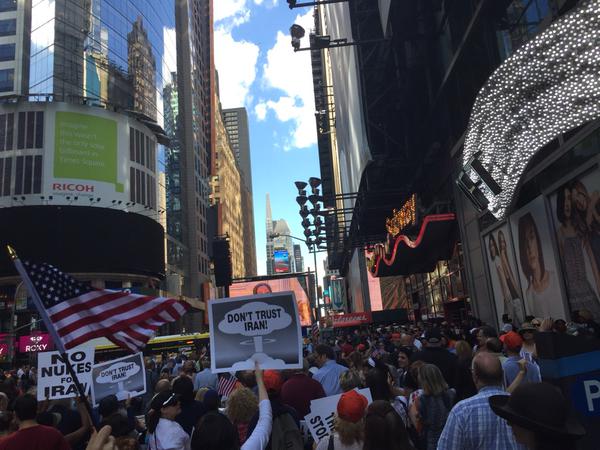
[0,312,594,450]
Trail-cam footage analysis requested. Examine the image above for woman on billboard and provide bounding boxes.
[518,213,561,318]
[556,182,600,318]
[489,234,524,326]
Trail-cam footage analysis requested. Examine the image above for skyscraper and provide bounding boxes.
[173,0,214,300]
[222,107,256,277]
[266,193,275,275]
[0,1,179,329]
[272,219,295,273]
[294,244,304,273]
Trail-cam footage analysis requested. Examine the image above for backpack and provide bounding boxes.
[270,412,304,450]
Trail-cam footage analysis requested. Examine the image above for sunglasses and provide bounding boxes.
[531,322,541,327]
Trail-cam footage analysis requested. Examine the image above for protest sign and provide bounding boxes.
[208,291,302,373]
[305,388,372,443]
[91,352,146,406]
[37,347,94,401]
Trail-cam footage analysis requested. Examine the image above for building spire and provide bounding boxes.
[266,193,272,234]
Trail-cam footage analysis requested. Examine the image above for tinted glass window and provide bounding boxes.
[0,68,13,92]
[0,19,16,36]
[0,0,16,12]
[0,43,15,62]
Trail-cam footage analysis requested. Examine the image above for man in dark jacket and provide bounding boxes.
[410,328,458,387]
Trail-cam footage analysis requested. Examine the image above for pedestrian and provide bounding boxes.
[191,365,272,450]
[395,346,412,388]
[518,323,538,362]
[363,400,415,450]
[0,394,70,450]
[194,360,218,392]
[146,391,189,450]
[410,329,458,387]
[316,390,366,450]
[280,359,325,418]
[489,382,585,450]
[436,352,523,450]
[411,364,455,450]
[364,364,408,427]
[246,370,302,450]
[475,326,498,352]
[500,331,541,386]
[172,375,206,436]
[339,370,363,392]
[226,387,259,446]
[312,344,348,396]
[454,340,476,401]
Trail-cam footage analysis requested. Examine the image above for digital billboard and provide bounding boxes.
[229,275,312,326]
[274,249,291,273]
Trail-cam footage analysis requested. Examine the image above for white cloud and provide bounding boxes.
[254,0,264,4]
[260,10,317,149]
[254,102,267,120]
[214,27,260,108]
[214,0,250,24]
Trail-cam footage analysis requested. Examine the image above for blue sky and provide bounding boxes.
[214,0,328,276]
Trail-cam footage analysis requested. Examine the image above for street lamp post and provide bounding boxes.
[269,232,322,319]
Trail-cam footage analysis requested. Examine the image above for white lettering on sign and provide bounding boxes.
[584,380,600,412]
[218,301,292,337]
[96,361,140,383]
[25,344,48,352]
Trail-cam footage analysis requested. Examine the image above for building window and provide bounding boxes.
[0,68,13,92]
[0,43,15,62]
[0,19,16,37]
[0,0,16,12]
[0,157,11,196]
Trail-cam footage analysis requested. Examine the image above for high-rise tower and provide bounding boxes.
[266,193,274,275]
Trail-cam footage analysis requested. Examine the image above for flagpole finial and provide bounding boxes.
[6,245,17,260]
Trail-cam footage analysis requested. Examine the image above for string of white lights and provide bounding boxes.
[462,0,600,219]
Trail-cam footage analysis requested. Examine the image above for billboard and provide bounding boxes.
[483,223,526,327]
[509,196,568,319]
[549,167,600,319]
[0,103,159,222]
[229,275,312,326]
[273,249,291,273]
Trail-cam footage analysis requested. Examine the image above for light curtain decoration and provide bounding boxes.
[462,0,600,219]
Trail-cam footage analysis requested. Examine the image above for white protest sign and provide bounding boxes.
[208,292,303,373]
[37,347,94,401]
[91,352,146,406]
[305,388,372,442]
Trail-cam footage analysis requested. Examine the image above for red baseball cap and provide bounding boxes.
[263,370,283,393]
[337,390,368,423]
[500,331,523,351]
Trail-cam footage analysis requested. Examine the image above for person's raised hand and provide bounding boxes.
[254,361,263,381]
[86,425,115,450]
[517,359,528,374]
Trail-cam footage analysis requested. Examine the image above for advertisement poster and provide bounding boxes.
[274,249,291,273]
[208,292,302,373]
[91,353,146,406]
[483,223,526,327]
[37,347,94,400]
[509,196,567,319]
[0,334,12,363]
[305,388,373,442]
[230,276,312,326]
[18,333,52,353]
[549,168,600,319]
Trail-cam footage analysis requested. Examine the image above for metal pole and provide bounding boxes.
[313,246,320,320]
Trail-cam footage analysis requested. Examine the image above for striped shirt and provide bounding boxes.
[436,386,526,450]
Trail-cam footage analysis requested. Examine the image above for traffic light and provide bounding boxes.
[212,238,232,287]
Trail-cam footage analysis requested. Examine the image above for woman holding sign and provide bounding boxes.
[147,391,190,450]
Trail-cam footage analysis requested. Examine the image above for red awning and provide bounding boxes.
[370,214,458,277]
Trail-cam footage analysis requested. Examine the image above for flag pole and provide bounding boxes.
[7,246,96,421]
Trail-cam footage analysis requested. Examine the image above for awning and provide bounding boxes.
[331,311,373,328]
[369,214,457,277]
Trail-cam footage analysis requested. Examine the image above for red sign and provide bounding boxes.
[18,333,52,353]
[331,312,373,328]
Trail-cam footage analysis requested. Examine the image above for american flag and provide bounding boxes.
[217,373,238,397]
[19,260,189,352]
[311,321,320,343]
